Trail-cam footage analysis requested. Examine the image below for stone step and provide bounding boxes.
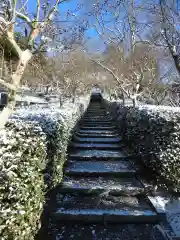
[54,194,158,223]
[60,176,144,195]
[73,136,121,143]
[87,106,103,108]
[85,112,107,114]
[84,115,107,118]
[80,119,114,125]
[83,117,113,121]
[87,105,105,110]
[80,124,115,128]
[82,119,113,123]
[70,142,122,150]
[69,149,126,160]
[78,129,117,134]
[84,113,108,116]
[147,196,170,216]
[43,222,156,240]
[83,113,112,119]
[88,104,103,106]
[75,132,119,138]
[86,112,106,115]
[80,126,116,130]
[87,107,105,108]
[87,106,104,108]
[80,122,113,127]
[82,118,111,121]
[86,108,106,113]
[65,160,136,176]
[87,108,104,110]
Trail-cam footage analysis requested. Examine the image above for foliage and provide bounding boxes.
[105,99,180,192]
[0,120,46,240]
[0,98,89,239]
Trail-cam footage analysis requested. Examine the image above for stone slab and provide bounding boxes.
[75,132,119,138]
[46,222,155,240]
[65,160,136,176]
[78,129,117,134]
[71,142,122,149]
[61,176,144,195]
[80,126,116,130]
[54,194,158,223]
[69,149,126,160]
[74,136,121,143]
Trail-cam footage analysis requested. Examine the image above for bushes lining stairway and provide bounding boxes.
[39,94,173,240]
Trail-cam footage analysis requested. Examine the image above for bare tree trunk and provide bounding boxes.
[0,90,16,128]
[122,94,125,105]
[72,95,75,103]
[45,85,50,95]
[160,0,180,75]
[170,52,180,75]
[72,88,76,103]
[131,96,137,107]
[0,50,32,129]
[59,95,63,107]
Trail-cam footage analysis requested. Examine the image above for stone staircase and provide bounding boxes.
[47,94,170,239]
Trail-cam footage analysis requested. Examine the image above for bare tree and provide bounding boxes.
[89,43,158,107]
[158,0,180,75]
[0,0,73,128]
[53,47,95,103]
[79,1,157,106]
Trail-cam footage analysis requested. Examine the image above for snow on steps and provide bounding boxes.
[54,194,158,223]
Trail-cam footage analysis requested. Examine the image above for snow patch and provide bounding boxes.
[166,199,180,237]
[56,209,156,216]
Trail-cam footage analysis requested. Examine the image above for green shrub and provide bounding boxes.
[0,120,47,240]
[105,100,180,192]
[0,99,88,239]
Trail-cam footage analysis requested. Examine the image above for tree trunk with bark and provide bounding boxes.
[131,96,137,107]
[59,95,63,107]
[0,50,32,129]
[72,95,75,103]
[122,93,125,105]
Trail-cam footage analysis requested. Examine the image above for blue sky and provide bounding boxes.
[17,0,152,53]
[24,0,104,52]
[58,0,106,52]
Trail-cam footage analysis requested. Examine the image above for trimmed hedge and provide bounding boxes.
[105,100,180,192]
[0,99,88,240]
[0,120,46,240]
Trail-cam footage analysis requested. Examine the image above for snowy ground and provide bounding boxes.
[149,196,180,237]
[10,96,89,121]
[103,94,180,113]
[137,104,180,113]
[15,94,48,105]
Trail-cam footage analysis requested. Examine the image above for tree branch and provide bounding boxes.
[91,58,130,97]
[12,0,17,23]
[35,0,41,25]
[7,31,22,58]
[0,78,17,91]
[28,0,62,45]
[19,0,29,12]
[16,11,33,28]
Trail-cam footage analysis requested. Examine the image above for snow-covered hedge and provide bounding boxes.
[0,98,89,240]
[105,100,180,192]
